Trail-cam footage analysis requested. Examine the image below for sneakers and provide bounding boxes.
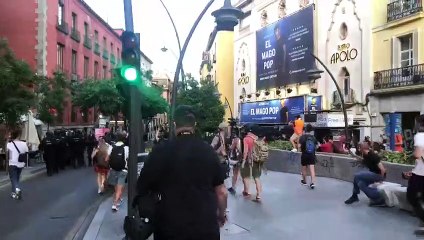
[228,187,236,195]
[117,198,123,207]
[291,149,298,152]
[112,205,119,212]
[310,183,315,189]
[369,198,386,207]
[344,195,359,204]
[301,180,307,186]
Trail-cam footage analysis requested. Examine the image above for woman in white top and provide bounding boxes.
[6,128,29,200]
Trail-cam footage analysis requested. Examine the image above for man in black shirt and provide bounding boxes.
[137,105,228,240]
[345,143,386,206]
[298,124,318,189]
[280,99,288,124]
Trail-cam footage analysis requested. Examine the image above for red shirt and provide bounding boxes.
[319,143,334,153]
[243,133,256,155]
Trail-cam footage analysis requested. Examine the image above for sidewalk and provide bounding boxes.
[0,163,45,189]
[84,171,418,240]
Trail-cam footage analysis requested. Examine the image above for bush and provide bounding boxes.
[381,151,414,165]
[268,140,293,151]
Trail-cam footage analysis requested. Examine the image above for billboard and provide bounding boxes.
[240,96,306,124]
[256,5,315,90]
[306,95,322,113]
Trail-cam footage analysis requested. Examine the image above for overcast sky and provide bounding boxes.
[85,0,225,78]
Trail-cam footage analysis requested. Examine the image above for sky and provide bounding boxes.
[84,0,225,79]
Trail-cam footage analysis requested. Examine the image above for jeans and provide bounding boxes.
[9,165,23,193]
[352,170,383,201]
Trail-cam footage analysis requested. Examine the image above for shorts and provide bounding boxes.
[290,133,301,142]
[301,154,316,166]
[240,162,262,179]
[108,169,128,186]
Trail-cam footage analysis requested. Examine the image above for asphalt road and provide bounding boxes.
[0,167,106,240]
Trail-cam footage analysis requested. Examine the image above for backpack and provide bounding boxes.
[305,135,316,154]
[109,145,126,171]
[252,138,269,164]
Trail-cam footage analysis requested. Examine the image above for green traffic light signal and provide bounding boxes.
[121,66,138,82]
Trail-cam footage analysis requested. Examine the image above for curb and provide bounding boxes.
[83,195,114,240]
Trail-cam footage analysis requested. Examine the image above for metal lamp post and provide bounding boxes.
[169,0,242,138]
[307,52,350,142]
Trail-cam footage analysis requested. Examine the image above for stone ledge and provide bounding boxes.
[266,149,410,186]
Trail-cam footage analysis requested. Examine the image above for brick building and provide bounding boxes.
[0,0,123,127]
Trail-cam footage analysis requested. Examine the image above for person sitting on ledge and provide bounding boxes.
[344,142,386,207]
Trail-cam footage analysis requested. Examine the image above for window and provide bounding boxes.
[103,37,107,48]
[94,30,98,42]
[117,48,120,57]
[84,22,88,36]
[71,50,77,74]
[103,65,107,79]
[84,57,89,78]
[94,61,99,79]
[71,12,77,30]
[399,34,413,67]
[57,43,64,70]
[111,42,114,53]
[240,11,252,29]
[58,1,64,25]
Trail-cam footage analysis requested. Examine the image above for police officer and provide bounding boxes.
[40,132,58,176]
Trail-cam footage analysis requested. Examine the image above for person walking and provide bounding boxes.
[228,130,242,195]
[86,131,97,167]
[92,138,110,194]
[290,115,304,152]
[137,105,228,240]
[7,129,29,200]
[106,132,129,212]
[298,124,318,189]
[39,132,59,176]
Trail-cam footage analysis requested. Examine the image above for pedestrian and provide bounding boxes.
[344,142,386,206]
[241,124,267,201]
[137,105,228,240]
[39,131,58,176]
[7,129,29,200]
[298,124,318,189]
[86,130,97,167]
[92,138,109,194]
[228,129,242,195]
[211,122,230,178]
[290,115,304,152]
[106,131,129,212]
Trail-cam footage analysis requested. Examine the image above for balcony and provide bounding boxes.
[387,0,423,22]
[56,18,69,35]
[70,28,81,43]
[83,36,92,49]
[94,42,100,56]
[102,49,109,60]
[374,63,424,90]
[110,54,116,65]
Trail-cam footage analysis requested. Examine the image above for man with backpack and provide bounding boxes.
[241,124,269,201]
[106,132,129,212]
[298,124,318,189]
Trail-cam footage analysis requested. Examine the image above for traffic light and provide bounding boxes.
[120,31,140,83]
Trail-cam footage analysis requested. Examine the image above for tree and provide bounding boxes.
[0,39,37,127]
[36,72,68,125]
[177,78,225,135]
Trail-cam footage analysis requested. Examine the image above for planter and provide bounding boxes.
[267,149,411,186]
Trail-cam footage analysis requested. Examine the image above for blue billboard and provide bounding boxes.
[256,5,315,90]
[240,96,305,124]
[307,95,322,113]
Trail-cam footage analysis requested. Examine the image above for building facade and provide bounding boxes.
[370,0,424,149]
[0,0,122,127]
[232,0,373,140]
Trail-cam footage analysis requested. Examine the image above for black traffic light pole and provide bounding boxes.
[123,0,142,218]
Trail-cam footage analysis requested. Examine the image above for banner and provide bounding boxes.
[256,5,314,90]
[307,95,322,113]
[240,96,306,124]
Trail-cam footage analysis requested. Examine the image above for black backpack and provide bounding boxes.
[109,145,126,171]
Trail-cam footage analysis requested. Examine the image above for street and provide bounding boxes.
[0,167,104,240]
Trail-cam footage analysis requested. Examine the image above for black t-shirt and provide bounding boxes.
[299,134,318,155]
[280,106,288,123]
[137,134,225,239]
[363,151,381,174]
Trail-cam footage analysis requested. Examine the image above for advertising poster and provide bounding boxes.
[240,96,306,124]
[307,95,322,113]
[256,5,314,90]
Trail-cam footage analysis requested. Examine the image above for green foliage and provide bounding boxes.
[381,151,415,165]
[268,140,293,151]
[177,78,225,135]
[36,72,68,124]
[0,39,37,127]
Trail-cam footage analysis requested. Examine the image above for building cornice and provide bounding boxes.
[372,12,424,33]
